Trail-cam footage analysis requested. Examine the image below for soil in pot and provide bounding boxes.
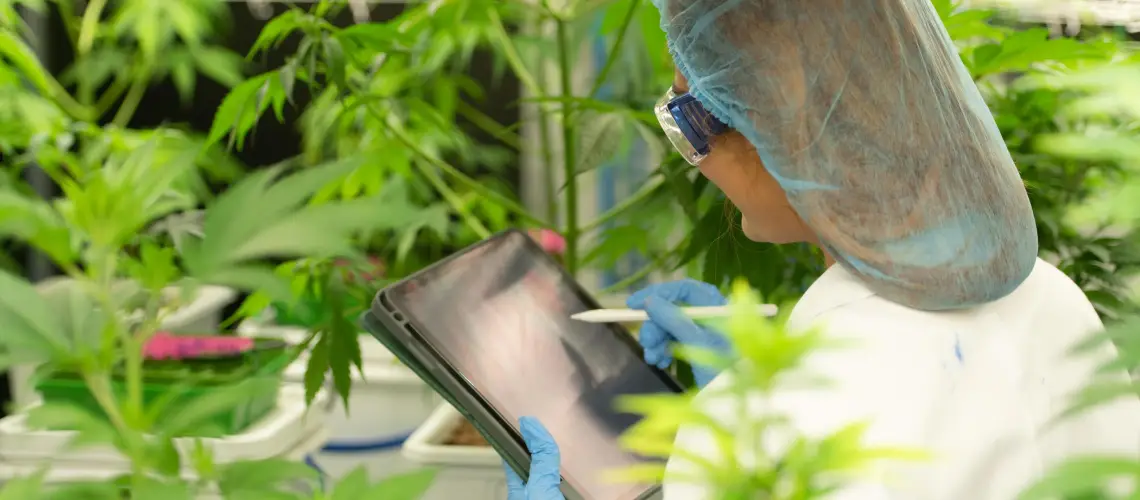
[447,419,490,446]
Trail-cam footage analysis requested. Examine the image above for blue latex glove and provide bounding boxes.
[627,279,732,389]
[504,417,565,500]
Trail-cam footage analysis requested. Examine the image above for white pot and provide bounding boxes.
[9,280,237,412]
[239,321,441,481]
[0,385,329,499]
[402,404,506,500]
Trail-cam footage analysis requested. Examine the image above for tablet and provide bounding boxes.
[370,229,682,500]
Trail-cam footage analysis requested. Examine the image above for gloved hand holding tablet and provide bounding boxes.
[364,230,684,500]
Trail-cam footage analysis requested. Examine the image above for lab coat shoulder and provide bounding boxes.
[662,260,1140,500]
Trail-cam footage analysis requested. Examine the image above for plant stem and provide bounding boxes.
[488,9,543,98]
[54,0,81,51]
[361,102,549,228]
[83,372,131,432]
[77,0,106,58]
[581,176,662,233]
[588,0,640,99]
[600,246,679,295]
[96,74,134,116]
[456,101,522,150]
[534,40,558,223]
[112,74,148,128]
[76,0,108,108]
[418,159,492,239]
[48,77,94,121]
[359,101,490,237]
[600,257,656,294]
[557,18,578,275]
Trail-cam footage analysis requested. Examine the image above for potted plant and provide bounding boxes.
[0,151,441,497]
[31,332,293,437]
[0,0,248,411]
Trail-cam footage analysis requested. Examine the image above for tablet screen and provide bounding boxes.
[389,231,679,500]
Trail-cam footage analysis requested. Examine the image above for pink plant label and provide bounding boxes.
[143,333,255,360]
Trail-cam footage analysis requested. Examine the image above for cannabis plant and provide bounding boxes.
[1008,58,1140,500]
[0,157,437,498]
[210,0,710,406]
[937,0,1140,320]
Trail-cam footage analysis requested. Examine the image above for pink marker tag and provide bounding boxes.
[144,332,255,360]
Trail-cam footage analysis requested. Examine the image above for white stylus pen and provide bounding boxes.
[570,304,778,323]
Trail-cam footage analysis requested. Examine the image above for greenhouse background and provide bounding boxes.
[0,0,1136,498]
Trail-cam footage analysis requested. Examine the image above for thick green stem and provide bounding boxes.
[96,74,133,117]
[588,0,640,99]
[76,0,108,108]
[112,74,148,128]
[77,0,107,55]
[557,19,578,276]
[488,9,543,98]
[537,55,557,223]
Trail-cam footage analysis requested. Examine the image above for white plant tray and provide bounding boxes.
[402,404,505,500]
[160,285,237,333]
[10,281,238,412]
[0,385,329,472]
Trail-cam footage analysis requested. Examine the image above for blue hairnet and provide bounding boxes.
[654,0,1039,310]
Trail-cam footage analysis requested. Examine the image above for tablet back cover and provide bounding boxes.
[359,311,527,474]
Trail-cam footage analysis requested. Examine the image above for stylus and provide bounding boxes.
[570,304,778,323]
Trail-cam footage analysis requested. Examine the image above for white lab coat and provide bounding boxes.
[662,258,1140,499]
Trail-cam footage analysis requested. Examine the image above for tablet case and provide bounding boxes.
[359,311,529,475]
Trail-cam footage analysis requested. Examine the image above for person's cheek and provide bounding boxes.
[697,138,755,212]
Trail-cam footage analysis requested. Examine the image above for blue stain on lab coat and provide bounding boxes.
[954,334,964,363]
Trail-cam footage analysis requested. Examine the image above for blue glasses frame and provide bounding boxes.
[655,88,728,166]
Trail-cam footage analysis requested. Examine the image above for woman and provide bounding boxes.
[504,0,1140,498]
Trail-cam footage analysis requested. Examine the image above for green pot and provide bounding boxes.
[35,338,292,436]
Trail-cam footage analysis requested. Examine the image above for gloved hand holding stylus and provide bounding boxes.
[627,279,732,389]
[505,280,731,498]
[504,417,565,500]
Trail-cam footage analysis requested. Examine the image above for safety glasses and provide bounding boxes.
[654,88,728,166]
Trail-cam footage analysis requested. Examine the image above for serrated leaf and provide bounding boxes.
[170,57,196,106]
[304,333,330,407]
[574,111,627,174]
[193,265,293,303]
[226,199,384,262]
[321,34,347,88]
[206,73,273,149]
[25,401,116,449]
[185,159,369,277]
[154,376,280,438]
[331,467,370,500]
[0,30,52,97]
[192,46,246,88]
[248,10,304,58]
[0,472,46,500]
[0,268,68,364]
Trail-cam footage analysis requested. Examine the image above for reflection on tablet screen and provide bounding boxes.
[392,232,676,500]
